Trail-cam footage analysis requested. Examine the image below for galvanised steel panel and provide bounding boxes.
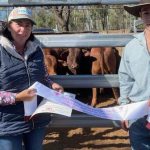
[49,114,121,128]
[0,0,140,6]
[49,75,119,88]
[48,75,120,128]
[35,33,133,48]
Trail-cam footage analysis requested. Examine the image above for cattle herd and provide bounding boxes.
[43,46,121,107]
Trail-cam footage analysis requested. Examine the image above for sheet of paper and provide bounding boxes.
[24,96,37,116]
[64,92,76,99]
[23,84,39,116]
[30,82,150,121]
[100,101,149,120]
[31,99,72,117]
[123,101,149,120]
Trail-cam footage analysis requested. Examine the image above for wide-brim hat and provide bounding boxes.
[8,7,36,25]
[124,0,150,17]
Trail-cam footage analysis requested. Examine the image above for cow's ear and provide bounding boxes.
[58,59,67,66]
[82,48,91,56]
[60,49,69,60]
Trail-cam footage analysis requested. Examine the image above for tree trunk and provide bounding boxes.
[53,6,71,32]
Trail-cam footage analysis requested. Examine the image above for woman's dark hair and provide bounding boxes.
[2,21,35,41]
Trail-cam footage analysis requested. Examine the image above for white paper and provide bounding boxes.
[31,99,72,117]
[30,82,150,121]
[64,92,76,99]
[23,84,38,116]
[100,101,149,120]
[124,101,149,120]
[24,96,37,116]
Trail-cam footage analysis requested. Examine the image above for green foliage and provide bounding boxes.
[33,8,56,29]
[32,6,134,32]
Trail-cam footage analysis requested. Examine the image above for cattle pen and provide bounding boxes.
[0,0,139,128]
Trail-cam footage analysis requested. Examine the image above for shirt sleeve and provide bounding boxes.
[0,91,16,105]
[118,46,134,105]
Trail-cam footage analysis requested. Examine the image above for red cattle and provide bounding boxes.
[65,48,91,74]
[43,47,92,100]
[90,47,120,106]
[44,54,57,75]
[43,47,90,75]
[43,47,68,75]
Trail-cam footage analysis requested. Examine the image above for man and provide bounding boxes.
[119,0,150,149]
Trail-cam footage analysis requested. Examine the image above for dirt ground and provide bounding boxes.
[43,127,130,150]
[43,89,131,150]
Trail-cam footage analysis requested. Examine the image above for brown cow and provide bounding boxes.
[90,47,120,107]
[43,47,68,75]
[43,47,90,75]
[66,48,91,74]
[43,47,92,99]
[44,54,57,75]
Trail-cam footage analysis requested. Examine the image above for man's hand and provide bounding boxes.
[121,120,129,131]
[15,88,37,101]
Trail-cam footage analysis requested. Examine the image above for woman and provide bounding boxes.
[119,0,150,149]
[0,7,63,150]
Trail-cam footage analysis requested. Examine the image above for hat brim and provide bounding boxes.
[124,3,150,17]
[9,17,36,25]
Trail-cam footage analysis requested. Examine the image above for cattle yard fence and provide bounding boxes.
[0,0,139,128]
[0,0,140,7]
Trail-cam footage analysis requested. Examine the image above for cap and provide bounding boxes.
[8,7,36,25]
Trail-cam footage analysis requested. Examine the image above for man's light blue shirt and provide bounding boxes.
[119,32,150,105]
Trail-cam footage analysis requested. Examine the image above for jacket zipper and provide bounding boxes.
[24,55,31,87]
[24,55,35,128]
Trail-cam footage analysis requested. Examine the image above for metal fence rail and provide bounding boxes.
[50,114,121,128]
[48,74,121,128]
[0,0,140,7]
[35,33,133,47]
[30,34,123,127]
[0,34,133,48]
[50,74,119,88]
[33,28,130,129]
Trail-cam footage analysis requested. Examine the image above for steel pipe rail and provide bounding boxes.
[0,33,133,47]
[0,0,140,7]
[49,74,119,88]
[48,74,120,128]
[49,114,121,128]
[35,33,133,48]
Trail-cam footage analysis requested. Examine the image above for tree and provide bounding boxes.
[52,6,71,32]
[33,7,56,29]
[32,5,133,33]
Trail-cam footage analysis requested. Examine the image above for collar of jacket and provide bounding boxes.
[0,36,41,60]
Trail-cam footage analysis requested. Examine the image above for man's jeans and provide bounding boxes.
[0,127,46,150]
[129,117,150,150]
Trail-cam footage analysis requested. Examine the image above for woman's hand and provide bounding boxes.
[51,83,64,93]
[15,88,37,102]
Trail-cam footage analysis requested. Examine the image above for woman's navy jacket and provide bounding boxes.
[0,36,51,136]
